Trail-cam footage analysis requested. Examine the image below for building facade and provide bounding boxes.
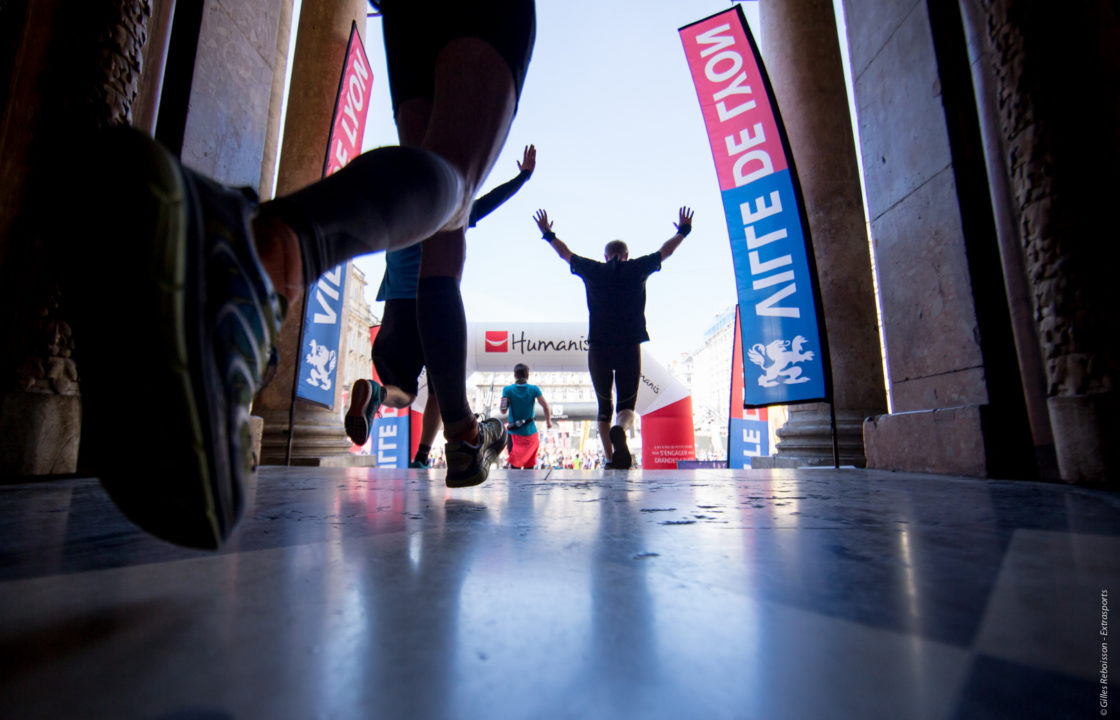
[338,263,376,414]
[683,308,736,459]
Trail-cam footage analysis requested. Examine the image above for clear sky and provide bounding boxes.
[356,1,762,369]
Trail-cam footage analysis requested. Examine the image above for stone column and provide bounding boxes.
[0,0,150,475]
[179,0,288,190]
[258,0,296,201]
[980,0,1119,484]
[254,0,367,465]
[754,0,887,467]
[131,0,175,135]
[957,0,1056,479]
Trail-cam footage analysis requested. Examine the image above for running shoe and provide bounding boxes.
[609,425,631,470]
[345,378,384,446]
[444,418,507,488]
[74,126,283,549]
[408,459,430,469]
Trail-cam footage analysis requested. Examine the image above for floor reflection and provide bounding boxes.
[0,467,1117,719]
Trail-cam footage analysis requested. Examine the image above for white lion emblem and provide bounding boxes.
[747,335,815,387]
[304,339,337,390]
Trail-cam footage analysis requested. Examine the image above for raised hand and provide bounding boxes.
[518,144,537,174]
[534,209,553,235]
[674,206,694,234]
[536,209,572,260]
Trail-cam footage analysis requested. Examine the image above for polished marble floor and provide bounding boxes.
[1,467,1117,719]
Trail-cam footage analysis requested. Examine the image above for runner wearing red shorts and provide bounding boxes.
[500,363,552,469]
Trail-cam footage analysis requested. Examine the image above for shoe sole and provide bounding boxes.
[610,426,631,469]
[75,128,237,549]
[345,379,373,446]
[446,423,508,488]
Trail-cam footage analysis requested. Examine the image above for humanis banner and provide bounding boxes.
[296,22,372,408]
[679,7,831,408]
[467,322,695,468]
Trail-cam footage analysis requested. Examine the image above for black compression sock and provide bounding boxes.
[416,276,472,427]
[414,444,431,465]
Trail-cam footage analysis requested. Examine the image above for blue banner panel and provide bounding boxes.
[728,417,769,469]
[372,414,410,468]
[724,171,827,405]
[296,262,348,408]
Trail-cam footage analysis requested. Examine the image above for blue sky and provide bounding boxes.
[356,1,763,368]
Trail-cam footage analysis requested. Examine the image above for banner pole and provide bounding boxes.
[725,410,734,470]
[286,289,312,466]
[829,401,839,469]
[727,305,742,470]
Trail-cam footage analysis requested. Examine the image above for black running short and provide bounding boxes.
[587,343,641,423]
[379,0,536,114]
[372,298,424,396]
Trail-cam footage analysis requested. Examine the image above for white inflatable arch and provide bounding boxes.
[405,322,695,469]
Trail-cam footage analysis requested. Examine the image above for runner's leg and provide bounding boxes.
[415,36,517,443]
[371,298,424,407]
[402,2,534,485]
[613,344,642,426]
[588,344,616,461]
[608,344,641,468]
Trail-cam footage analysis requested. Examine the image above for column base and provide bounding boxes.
[250,415,264,468]
[864,406,987,476]
[0,391,81,476]
[750,403,873,468]
[865,403,1051,479]
[259,400,353,466]
[1048,392,1119,486]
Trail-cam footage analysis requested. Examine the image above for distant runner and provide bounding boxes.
[500,363,552,469]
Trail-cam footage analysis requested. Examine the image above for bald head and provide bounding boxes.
[604,240,628,261]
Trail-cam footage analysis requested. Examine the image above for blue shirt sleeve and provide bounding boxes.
[379,244,424,301]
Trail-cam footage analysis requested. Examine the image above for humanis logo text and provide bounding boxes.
[484,330,591,354]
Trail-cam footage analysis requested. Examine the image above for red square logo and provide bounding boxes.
[485,330,508,352]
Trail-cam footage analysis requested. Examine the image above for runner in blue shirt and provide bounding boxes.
[500,364,552,469]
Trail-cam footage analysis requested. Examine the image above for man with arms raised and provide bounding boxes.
[533,206,693,469]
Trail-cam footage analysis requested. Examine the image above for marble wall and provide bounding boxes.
[179,0,286,187]
[842,0,996,473]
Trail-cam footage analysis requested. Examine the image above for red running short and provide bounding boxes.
[508,433,539,469]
